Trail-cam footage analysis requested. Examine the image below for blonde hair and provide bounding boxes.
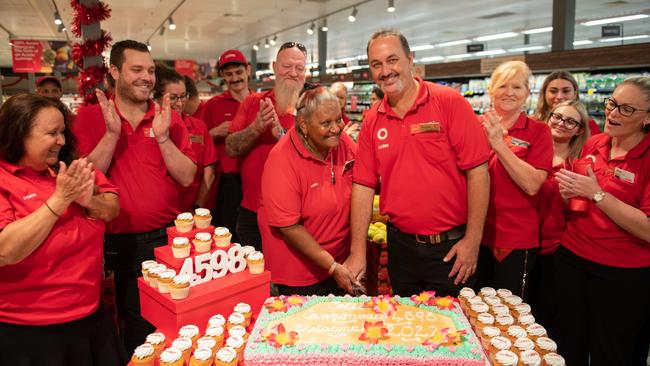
[548,100,590,160]
[487,60,532,96]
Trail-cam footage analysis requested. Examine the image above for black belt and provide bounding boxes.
[388,222,466,244]
[106,224,170,242]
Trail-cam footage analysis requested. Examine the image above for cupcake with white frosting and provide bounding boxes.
[193,232,213,253]
[215,346,238,366]
[247,251,264,274]
[519,349,542,366]
[157,269,177,294]
[141,260,158,282]
[169,274,190,300]
[159,348,183,366]
[493,350,518,366]
[189,347,213,366]
[175,212,194,232]
[171,237,191,258]
[543,353,566,366]
[213,227,232,247]
[193,208,212,229]
[170,337,193,363]
[131,343,155,366]
[147,263,167,288]
[178,324,200,344]
[145,332,166,356]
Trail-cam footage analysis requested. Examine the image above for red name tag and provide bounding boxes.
[190,134,204,144]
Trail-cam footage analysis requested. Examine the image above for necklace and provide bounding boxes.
[299,132,335,185]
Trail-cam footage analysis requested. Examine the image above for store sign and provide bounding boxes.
[11,39,78,73]
[467,43,485,53]
[601,25,621,37]
[480,55,526,74]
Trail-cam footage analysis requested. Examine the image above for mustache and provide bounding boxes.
[379,72,398,81]
[228,80,243,84]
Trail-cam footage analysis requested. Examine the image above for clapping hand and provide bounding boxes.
[480,110,507,149]
[153,94,172,143]
[96,89,121,137]
[54,158,95,207]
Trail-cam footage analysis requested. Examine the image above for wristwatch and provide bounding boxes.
[592,191,606,203]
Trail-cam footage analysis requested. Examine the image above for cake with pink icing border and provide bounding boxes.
[244,292,485,365]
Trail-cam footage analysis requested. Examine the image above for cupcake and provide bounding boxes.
[159,348,184,366]
[503,295,523,308]
[518,313,536,327]
[189,347,213,366]
[157,269,177,294]
[493,350,518,366]
[172,237,192,258]
[479,325,501,349]
[213,227,232,247]
[207,314,226,328]
[196,336,218,353]
[225,335,245,358]
[458,287,476,310]
[147,264,167,288]
[480,287,497,298]
[514,303,532,317]
[233,302,252,322]
[496,288,513,299]
[495,314,515,331]
[240,245,256,258]
[178,324,200,344]
[193,208,212,229]
[519,349,542,366]
[145,332,166,357]
[467,301,489,319]
[204,325,225,346]
[227,312,248,329]
[475,312,495,332]
[491,303,510,316]
[483,296,501,306]
[489,336,512,355]
[141,260,158,282]
[131,343,155,366]
[228,325,249,341]
[526,323,548,341]
[214,346,238,366]
[543,353,566,366]
[169,274,191,300]
[505,325,527,342]
[171,337,193,363]
[513,337,536,353]
[193,232,213,253]
[535,337,557,355]
[175,212,194,232]
[246,251,265,274]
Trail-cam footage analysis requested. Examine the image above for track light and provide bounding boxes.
[348,7,358,22]
[270,35,277,46]
[264,38,270,48]
[307,22,315,35]
[159,26,165,36]
[168,17,176,30]
[253,42,259,51]
[321,18,328,32]
[57,23,65,32]
[53,11,63,25]
[387,0,395,12]
[146,42,152,51]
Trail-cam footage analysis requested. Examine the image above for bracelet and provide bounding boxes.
[327,261,338,275]
[44,201,61,218]
[156,135,169,144]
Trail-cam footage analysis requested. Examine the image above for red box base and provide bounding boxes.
[166,225,215,245]
[138,270,271,337]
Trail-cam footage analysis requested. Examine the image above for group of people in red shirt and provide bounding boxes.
[0,28,648,366]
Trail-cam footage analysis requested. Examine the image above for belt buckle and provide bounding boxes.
[415,233,441,244]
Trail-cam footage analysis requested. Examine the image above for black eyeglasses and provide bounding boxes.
[168,94,187,103]
[604,97,650,117]
[549,112,583,130]
[279,42,307,55]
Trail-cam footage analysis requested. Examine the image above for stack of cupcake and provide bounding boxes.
[458,287,566,366]
[140,260,190,300]
[130,302,255,366]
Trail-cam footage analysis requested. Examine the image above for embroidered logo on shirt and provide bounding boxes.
[190,134,204,144]
[377,128,388,140]
[310,182,319,188]
[143,127,155,138]
[22,193,37,200]
[225,113,232,117]
[378,144,390,150]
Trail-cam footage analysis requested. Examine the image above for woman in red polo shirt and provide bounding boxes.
[554,77,650,365]
[532,70,601,136]
[0,94,122,365]
[258,85,359,295]
[477,61,553,299]
[531,100,590,336]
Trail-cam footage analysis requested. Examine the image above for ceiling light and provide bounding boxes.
[521,27,553,35]
[146,42,152,51]
[264,38,270,48]
[446,53,472,60]
[168,17,176,30]
[348,7,358,22]
[508,45,546,52]
[253,42,259,51]
[53,11,62,25]
[159,26,165,36]
[419,56,444,62]
[474,49,506,56]
[474,32,519,41]
[410,44,435,51]
[307,22,315,35]
[435,39,471,47]
[573,40,593,45]
[321,18,328,32]
[387,0,395,12]
[270,35,277,45]
[57,23,66,32]
[599,34,649,42]
[582,14,648,26]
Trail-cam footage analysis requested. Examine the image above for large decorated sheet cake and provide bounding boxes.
[244,292,485,365]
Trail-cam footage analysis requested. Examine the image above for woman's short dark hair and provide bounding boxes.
[153,63,185,99]
[0,93,77,166]
[184,75,199,99]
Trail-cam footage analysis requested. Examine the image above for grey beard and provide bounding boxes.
[275,81,301,113]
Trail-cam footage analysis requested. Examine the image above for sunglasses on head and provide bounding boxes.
[279,42,307,55]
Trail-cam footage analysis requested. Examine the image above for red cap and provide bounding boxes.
[218,49,248,70]
[36,75,62,88]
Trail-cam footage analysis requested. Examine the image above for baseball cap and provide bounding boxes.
[218,49,248,70]
[36,75,62,88]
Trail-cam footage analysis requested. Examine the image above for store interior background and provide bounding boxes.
[1,0,649,123]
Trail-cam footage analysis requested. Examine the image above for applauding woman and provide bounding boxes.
[0,94,122,365]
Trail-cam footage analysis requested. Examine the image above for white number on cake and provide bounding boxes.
[211,250,229,279]
[176,248,249,287]
[227,246,247,273]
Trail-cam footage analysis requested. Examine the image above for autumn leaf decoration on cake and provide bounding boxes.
[358,321,390,344]
[285,295,307,308]
[422,327,468,352]
[410,291,436,306]
[364,295,399,316]
[431,296,456,310]
[264,297,289,313]
[266,324,299,349]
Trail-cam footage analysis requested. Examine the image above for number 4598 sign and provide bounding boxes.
[178,246,247,286]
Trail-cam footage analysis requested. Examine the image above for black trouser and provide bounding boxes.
[386,224,470,297]
[236,206,262,252]
[553,246,650,366]
[104,227,168,355]
[276,277,340,296]
[212,173,242,243]
[0,305,126,366]
[475,245,538,301]
[529,251,559,339]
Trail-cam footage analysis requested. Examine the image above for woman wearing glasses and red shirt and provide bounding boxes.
[554,77,650,365]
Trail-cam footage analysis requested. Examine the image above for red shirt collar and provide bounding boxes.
[594,132,650,160]
[110,96,156,123]
[509,112,529,131]
[288,128,330,164]
[377,77,428,118]
[0,159,56,176]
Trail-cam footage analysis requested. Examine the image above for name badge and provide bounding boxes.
[190,134,204,144]
[614,167,635,184]
[143,127,155,138]
[507,136,530,148]
[410,122,441,134]
[343,159,355,174]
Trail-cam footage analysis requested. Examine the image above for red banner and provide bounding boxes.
[11,39,79,73]
[11,40,45,73]
[175,59,197,79]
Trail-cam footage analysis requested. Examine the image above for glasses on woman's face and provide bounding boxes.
[549,112,582,130]
[604,97,650,117]
[168,94,187,103]
[279,42,307,55]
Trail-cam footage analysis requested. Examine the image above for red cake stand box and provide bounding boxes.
[165,225,215,246]
[138,270,271,337]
